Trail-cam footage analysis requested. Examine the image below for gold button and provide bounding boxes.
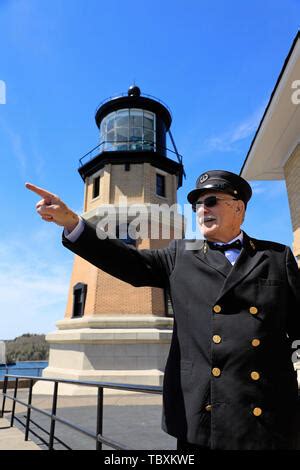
[212,335,222,344]
[249,306,258,315]
[250,371,260,381]
[212,367,221,377]
[252,339,260,347]
[213,305,222,313]
[253,407,263,417]
[205,404,212,412]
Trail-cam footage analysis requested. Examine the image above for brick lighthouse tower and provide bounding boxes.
[35,85,184,394]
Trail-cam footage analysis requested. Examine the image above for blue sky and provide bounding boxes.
[0,0,299,339]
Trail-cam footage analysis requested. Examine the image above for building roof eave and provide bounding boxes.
[240,31,300,181]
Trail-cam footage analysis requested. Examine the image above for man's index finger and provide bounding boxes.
[25,182,55,199]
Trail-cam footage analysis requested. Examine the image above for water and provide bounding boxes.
[0,361,48,380]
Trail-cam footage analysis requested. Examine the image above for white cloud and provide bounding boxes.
[0,227,72,340]
[204,104,266,153]
[250,180,287,199]
[251,181,268,195]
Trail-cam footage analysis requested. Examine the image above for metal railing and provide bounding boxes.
[0,374,162,451]
[79,140,184,168]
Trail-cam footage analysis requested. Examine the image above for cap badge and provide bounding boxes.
[199,173,209,183]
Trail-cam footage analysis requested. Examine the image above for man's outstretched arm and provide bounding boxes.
[26,182,177,288]
[63,219,176,288]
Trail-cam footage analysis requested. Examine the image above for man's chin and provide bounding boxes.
[200,225,219,238]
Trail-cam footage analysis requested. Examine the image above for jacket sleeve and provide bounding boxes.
[62,220,177,288]
[285,246,300,344]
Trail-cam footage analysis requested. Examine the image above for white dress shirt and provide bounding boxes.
[211,231,244,265]
[64,217,85,242]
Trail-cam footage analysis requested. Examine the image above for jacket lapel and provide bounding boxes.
[215,232,268,302]
[192,239,232,278]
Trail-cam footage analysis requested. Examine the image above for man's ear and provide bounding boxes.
[236,200,245,213]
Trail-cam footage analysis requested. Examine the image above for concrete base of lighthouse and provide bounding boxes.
[33,316,173,396]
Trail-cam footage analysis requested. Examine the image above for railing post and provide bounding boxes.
[96,387,103,450]
[25,379,34,441]
[1,375,8,418]
[48,381,58,450]
[10,377,18,427]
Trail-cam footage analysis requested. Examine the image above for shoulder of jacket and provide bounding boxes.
[248,236,287,254]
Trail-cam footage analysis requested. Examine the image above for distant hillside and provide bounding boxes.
[5,334,49,362]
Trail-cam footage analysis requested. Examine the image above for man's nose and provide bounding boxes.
[197,205,210,216]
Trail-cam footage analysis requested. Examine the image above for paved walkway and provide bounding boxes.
[0,389,177,450]
[0,417,40,450]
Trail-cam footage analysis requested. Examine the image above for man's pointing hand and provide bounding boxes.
[25,183,80,233]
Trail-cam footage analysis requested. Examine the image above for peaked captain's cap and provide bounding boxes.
[187,170,252,208]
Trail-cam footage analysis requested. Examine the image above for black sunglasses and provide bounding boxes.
[193,195,238,211]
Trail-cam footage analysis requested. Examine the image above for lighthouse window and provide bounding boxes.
[144,112,155,129]
[107,129,115,145]
[107,116,115,132]
[72,283,87,318]
[116,110,129,128]
[130,110,143,128]
[131,128,142,139]
[144,130,154,146]
[116,128,128,142]
[101,109,156,151]
[156,173,166,197]
[93,175,100,199]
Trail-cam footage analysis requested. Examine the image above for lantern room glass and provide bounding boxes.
[100,109,156,151]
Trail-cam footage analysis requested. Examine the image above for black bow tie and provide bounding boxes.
[208,239,242,252]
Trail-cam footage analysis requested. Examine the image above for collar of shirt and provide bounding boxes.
[212,231,244,246]
[207,231,244,266]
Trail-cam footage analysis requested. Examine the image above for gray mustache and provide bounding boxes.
[199,216,217,224]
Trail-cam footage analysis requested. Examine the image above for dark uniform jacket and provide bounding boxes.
[62,222,300,450]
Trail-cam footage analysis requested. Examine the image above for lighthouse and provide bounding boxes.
[35,86,185,394]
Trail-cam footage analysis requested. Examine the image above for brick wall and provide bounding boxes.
[65,161,180,319]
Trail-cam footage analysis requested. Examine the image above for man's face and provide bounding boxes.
[195,190,244,242]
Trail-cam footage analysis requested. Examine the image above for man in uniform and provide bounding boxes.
[26,170,300,450]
